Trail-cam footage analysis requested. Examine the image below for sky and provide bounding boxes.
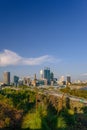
[0,0,87,81]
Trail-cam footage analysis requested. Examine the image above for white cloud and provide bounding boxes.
[0,49,57,67]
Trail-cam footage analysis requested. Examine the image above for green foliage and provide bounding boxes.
[22,111,42,129]
[57,116,67,129]
[60,108,76,125]
[60,87,87,99]
[0,87,87,130]
[0,88,36,113]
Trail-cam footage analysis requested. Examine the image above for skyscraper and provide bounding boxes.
[44,67,50,84]
[3,72,10,85]
[67,76,71,84]
[40,69,43,79]
[50,72,54,81]
[14,75,19,87]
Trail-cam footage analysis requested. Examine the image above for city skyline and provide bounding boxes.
[0,0,87,81]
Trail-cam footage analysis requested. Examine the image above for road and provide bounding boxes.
[41,88,87,104]
[1,86,87,104]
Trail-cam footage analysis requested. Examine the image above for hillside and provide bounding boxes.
[0,87,87,130]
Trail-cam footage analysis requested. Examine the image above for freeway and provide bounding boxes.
[1,86,87,104]
[42,89,87,104]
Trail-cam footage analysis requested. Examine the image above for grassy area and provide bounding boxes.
[60,87,87,99]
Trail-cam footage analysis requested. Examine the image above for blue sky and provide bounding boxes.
[0,0,87,81]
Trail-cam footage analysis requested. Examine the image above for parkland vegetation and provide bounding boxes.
[60,87,87,99]
[0,86,87,130]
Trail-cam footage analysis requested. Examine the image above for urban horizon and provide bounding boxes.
[0,68,87,85]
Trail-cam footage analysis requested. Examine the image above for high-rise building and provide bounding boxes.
[67,76,71,84]
[40,69,43,79]
[34,73,37,86]
[18,78,23,86]
[50,72,54,81]
[44,67,50,84]
[23,77,31,86]
[3,72,10,85]
[58,76,65,85]
[14,76,19,87]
